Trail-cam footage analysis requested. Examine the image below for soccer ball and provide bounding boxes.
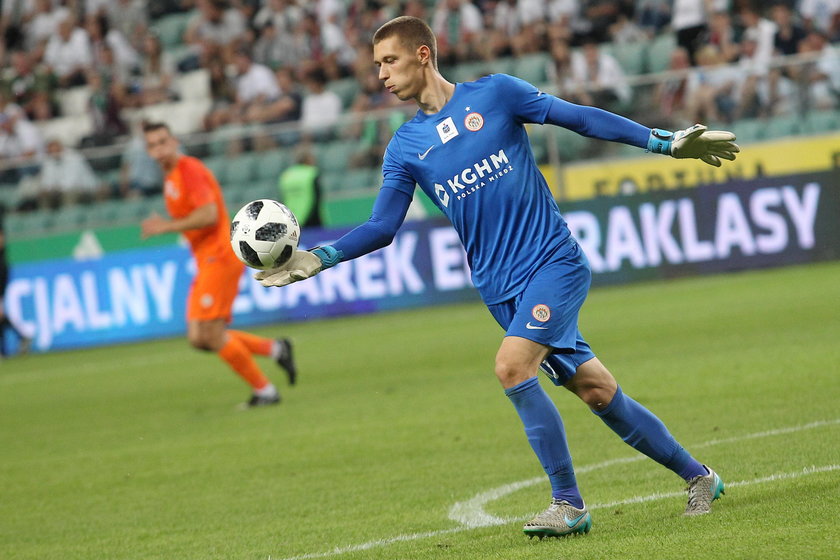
[230,199,300,270]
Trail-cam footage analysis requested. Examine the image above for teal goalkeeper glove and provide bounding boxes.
[647,124,740,167]
[254,246,343,287]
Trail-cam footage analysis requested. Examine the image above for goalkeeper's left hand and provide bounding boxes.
[647,124,740,167]
[254,245,343,288]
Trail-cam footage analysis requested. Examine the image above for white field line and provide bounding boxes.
[271,419,840,560]
[272,464,840,560]
[448,417,840,527]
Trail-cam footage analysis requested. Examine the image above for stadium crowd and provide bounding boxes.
[0,0,837,212]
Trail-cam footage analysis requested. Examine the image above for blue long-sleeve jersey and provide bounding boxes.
[333,74,651,304]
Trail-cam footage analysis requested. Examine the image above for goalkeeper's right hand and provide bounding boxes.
[254,245,343,287]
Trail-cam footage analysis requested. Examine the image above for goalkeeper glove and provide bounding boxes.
[647,124,740,167]
[254,245,343,288]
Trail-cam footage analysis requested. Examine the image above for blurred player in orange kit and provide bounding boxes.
[140,121,296,408]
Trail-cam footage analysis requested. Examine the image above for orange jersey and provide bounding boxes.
[164,155,236,263]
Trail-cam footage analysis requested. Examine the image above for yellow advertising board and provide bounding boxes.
[546,132,840,201]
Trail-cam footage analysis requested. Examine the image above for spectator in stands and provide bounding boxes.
[798,0,840,41]
[43,14,93,88]
[684,44,739,124]
[431,0,484,65]
[23,0,68,60]
[120,121,164,198]
[771,2,807,56]
[278,145,322,228]
[345,70,399,168]
[86,46,129,142]
[252,19,306,69]
[253,0,304,34]
[299,68,342,140]
[184,0,247,68]
[232,48,281,121]
[320,12,357,80]
[635,0,670,37]
[737,5,778,71]
[37,138,104,208]
[609,9,647,44]
[251,66,302,125]
[0,98,44,181]
[546,38,577,100]
[653,47,692,126]
[3,49,58,121]
[133,32,178,107]
[799,30,840,110]
[202,57,236,131]
[707,10,739,64]
[85,13,139,80]
[671,0,709,65]
[569,37,631,109]
[580,0,623,44]
[105,0,149,53]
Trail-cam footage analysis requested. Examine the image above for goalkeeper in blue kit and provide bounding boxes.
[259,17,738,538]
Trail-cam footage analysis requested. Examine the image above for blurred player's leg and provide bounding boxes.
[228,331,297,385]
[188,319,279,407]
[218,333,279,407]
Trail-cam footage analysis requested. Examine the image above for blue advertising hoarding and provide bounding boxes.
[6,170,839,352]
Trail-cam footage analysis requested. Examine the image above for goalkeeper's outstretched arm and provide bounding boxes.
[544,97,739,167]
[255,187,412,287]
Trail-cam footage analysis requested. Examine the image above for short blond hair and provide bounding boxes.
[373,16,438,69]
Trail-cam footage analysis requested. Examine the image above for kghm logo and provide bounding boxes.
[434,148,513,208]
[434,183,450,207]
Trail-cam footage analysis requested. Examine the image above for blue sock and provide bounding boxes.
[594,386,706,480]
[505,377,583,508]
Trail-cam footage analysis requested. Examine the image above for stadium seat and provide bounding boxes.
[803,109,840,134]
[0,183,18,210]
[732,118,767,143]
[254,149,292,181]
[203,155,228,184]
[601,41,647,75]
[511,53,550,85]
[54,205,89,230]
[35,114,93,147]
[317,140,358,174]
[327,78,361,108]
[764,114,805,139]
[553,128,590,161]
[174,69,210,101]
[153,12,191,49]
[452,61,494,83]
[646,34,677,74]
[113,198,148,223]
[57,86,92,117]
[225,153,258,185]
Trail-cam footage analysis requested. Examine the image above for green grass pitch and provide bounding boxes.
[1,262,839,560]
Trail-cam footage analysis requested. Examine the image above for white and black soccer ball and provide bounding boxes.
[230,199,300,270]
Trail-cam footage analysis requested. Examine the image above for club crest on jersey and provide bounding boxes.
[532,304,551,322]
[464,112,484,132]
[436,116,459,144]
[164,180,179,199]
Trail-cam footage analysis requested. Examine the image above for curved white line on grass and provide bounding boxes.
[272,463,840,560]
[449,417,840,527]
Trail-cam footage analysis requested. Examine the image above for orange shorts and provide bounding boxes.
[187,255,245,323]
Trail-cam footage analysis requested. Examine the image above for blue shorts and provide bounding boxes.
[487,240,596,386]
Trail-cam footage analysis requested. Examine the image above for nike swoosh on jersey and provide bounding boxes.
[418,145,434,160]
[564,512,588,528]
[525,323,548,330]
